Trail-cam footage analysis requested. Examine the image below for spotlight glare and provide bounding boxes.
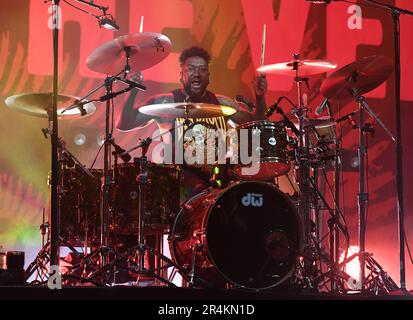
[339,245,362,290]
[97,135,105,147]
[74,133,86,146]
[350,157,359,168]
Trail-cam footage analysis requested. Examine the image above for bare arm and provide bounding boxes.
[216,94,254,125]
[253,74,267,120]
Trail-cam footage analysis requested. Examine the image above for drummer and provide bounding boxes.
[117,46,268,201]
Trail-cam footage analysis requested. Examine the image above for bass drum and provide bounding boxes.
[169,181,303,290]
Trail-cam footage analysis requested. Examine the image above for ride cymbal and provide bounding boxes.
[320,55,393,101]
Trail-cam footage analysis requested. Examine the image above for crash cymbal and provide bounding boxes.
[139,102,237,118]
[86,32,172,75]
[257,59,337,76]
[5,93,96,119]
[320,55,393,101]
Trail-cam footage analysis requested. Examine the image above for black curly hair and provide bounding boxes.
[179,46,211,65]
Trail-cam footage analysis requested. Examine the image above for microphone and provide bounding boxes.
[75,1,119,31]
[75,0,109,12]
[114,76,146,90]
[336,111,358,129]
[315,97,330,116]
[306,0,332,4]
[73,100,88,116]
[265,97,282,118]
[110,139,131,163]
[266,98,301,137]
[98,15,119,31]
[235,95,255,112]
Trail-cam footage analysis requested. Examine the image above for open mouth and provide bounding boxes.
[191,80,201,89]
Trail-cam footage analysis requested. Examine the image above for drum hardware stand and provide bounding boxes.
[311,248,398,294]
[24,210,51,284]
[117,120,198,287]
[80,242,180,287]
[46,0,61,271]
[187,242,204,287]
[291,55,313,247]
[300,172,350,292]
[59,57,146,286]
[323,100,343,292]
[127,139,185,286]
[348,88,396,292]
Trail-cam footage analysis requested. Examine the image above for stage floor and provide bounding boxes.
[0,285,411,300]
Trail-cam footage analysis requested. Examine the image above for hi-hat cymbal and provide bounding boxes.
[139,102,237,118]
[86,32,172,75]
[320,55,393,101]
[5,93,96,119]
[257,59,337,76]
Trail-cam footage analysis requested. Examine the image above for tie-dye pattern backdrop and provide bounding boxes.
[0,0,412,288]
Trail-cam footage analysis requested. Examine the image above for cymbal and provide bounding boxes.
[5,93,96,119]
[86,32,172,75]
[320,55,393,101]
[257,59,337,76]
[139,102,237,118]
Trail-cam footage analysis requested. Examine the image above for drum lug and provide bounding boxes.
[193,229,205,239]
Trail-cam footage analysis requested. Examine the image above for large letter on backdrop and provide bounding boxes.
[28,0,117,77]
[326,2,384,98]
[129,0,193,84]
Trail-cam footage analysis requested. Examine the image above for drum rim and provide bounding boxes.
[232,161,291,180]
[236,120,284,129]
[232,157,290,164]
[168,188,212,283]
[204,180,304,290]
[113,162,181,170]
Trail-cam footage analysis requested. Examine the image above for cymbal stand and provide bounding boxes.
[136,142,149,274]
[100,49,146,268]
[289,53,348,291]
[49,0,61,270]
[324,101,343,292]
[70,124,187,286]
[350,88,396,291]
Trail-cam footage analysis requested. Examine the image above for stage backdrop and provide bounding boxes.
[1,0,413,288]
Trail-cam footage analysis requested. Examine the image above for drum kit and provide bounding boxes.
[5,30,398,292]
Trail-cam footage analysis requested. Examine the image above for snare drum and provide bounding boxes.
[231,120,290,181]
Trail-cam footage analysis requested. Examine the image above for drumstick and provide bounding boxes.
[260,24,266,67]
[139,15,144,33]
